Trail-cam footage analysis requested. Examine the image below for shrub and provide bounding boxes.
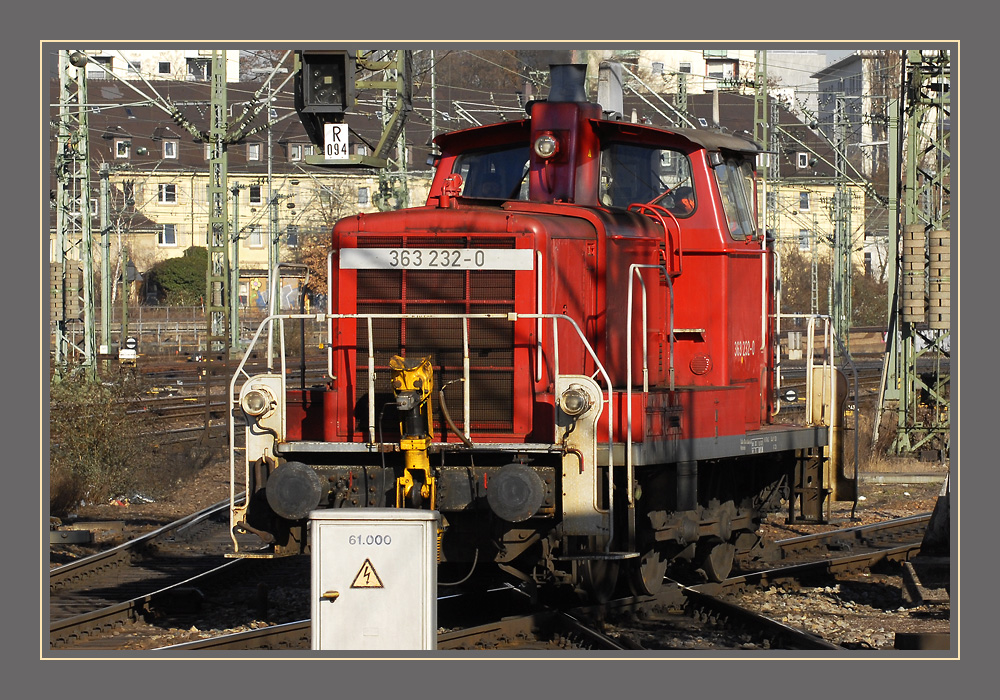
[48,374,160,515]
[143,246,208,306]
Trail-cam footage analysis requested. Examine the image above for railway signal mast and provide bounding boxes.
[876,50,951,459]
[296,49,413,209]
[53,50,96,381]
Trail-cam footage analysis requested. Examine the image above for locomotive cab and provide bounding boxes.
[228,58,855,599]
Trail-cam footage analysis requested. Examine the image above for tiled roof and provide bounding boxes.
[49,68,836,191]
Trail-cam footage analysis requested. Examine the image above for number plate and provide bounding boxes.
[323,123,350,160]
[340,248,534,271]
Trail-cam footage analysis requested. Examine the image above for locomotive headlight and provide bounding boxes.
[533,133,559,159]
[559,384,592,417]
[241,386,274,417]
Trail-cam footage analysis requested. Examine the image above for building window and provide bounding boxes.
[163,140,179,159]
[90,198,99,218]
[290,144,303,161]
[248,143,261,161]
[158,183,177,204]
[797,152,809,169]
[248,225,263,247]
[651,61,664,73]
[126,58,141,76]
[707,61,735,81]
[304,145,316,157]
[87,56,112,81]
[249,185,262,205]
[356,144,368,157]
[186,58,211,80]
[703,50,728,58]
[286,225,299,248]
[358,187,369,205]
[679,62,691,74]
[799,191,810,210]
[158,61,171,75]
[204,143,212,160]
[115,139,131,159]
[766,190,777,210]
[799,229,810,251]
[159,224,177,247]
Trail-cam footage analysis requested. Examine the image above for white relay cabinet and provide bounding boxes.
[310,509,440,650]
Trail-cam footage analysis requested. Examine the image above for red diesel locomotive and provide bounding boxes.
[229,61,856,599]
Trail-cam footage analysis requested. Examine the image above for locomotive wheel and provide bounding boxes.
[580,558,620,604]
[628,550,668,596]
[700,542,736,583]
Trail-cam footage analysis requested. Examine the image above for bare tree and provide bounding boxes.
[289,179,358,299]
[240,49,295,82]
[861,50,904,268]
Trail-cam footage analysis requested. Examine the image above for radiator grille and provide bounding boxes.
[354,237,518,436]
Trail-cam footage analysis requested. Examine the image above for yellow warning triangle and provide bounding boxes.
[350,558,384,588]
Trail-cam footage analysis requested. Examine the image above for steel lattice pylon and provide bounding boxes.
[876,50,951,458]
[203,50,231,441]
[53,51,96,381]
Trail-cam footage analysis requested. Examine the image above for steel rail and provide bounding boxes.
[49,558,245,648]
[775,513,932,558]
[158,608,630,651]
[681,586,843,650]
[50,498,235,591]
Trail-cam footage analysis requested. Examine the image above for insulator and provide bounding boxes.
[927,230,950,329]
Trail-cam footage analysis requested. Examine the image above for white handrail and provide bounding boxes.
[536,251,544,384]
[462,318,471,440]
[326,251,334,382]
[232,309,619,547]
[625,263,668,531]
[367,317,376,445]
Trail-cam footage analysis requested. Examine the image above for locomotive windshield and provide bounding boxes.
[599,143,694,216]
[452,144,531,199]
[715,157,757,240]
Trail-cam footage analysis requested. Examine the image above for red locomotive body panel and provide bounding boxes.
[231,59,852,592]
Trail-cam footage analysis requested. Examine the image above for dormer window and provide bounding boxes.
[115,139,131,159]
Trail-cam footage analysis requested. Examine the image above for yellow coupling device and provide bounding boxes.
[390,355,436,509]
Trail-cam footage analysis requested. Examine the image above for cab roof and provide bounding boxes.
[433,112,761,156]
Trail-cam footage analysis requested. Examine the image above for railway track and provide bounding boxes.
[130,515,936,652]
[49,498,257,649]
[121,357,330,442]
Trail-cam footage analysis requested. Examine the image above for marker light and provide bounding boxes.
[533,133,559,159]
[559,385,591,417]
[241,387,274,417]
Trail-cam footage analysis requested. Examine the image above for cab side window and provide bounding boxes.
[600,143,694,215]
[715,157,757,240]
[453,145,530,199]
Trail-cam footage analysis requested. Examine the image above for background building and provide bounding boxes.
[49,47,885,347]
[77,49,241,82]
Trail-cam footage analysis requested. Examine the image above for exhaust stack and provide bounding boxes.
[546,49,589,103]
